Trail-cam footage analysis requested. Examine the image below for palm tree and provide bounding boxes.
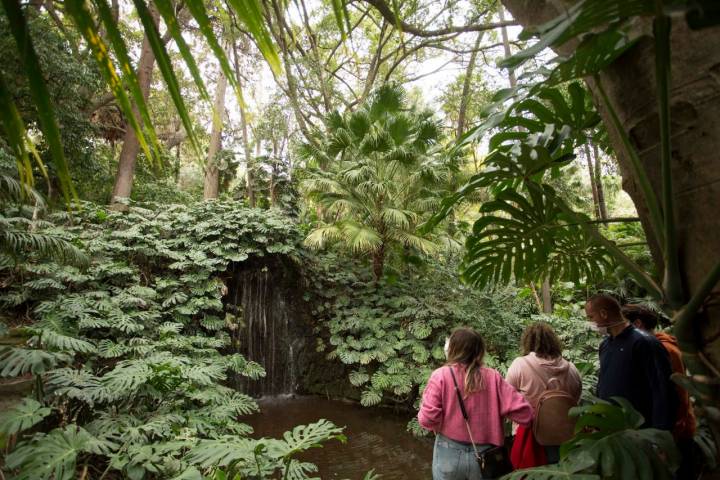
[301,84,452,280]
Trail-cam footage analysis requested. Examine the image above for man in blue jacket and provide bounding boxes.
[585,293,677,430]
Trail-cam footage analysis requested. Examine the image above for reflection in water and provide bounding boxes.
[246,396,433,479]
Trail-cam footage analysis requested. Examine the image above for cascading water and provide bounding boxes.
[228,258,302,396]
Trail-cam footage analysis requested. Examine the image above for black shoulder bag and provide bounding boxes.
[448,366,513,478]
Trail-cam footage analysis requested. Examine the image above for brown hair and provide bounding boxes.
[521,322,563,359]
[586,293,622,317]
[622,304,661,330]
[445,327,485,393]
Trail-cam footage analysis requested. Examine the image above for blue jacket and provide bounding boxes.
[597,325,677,430]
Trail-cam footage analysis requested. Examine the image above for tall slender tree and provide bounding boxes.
[110,4,159,207]
[203,66,228,199]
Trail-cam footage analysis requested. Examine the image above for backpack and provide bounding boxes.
[522,357,577,446]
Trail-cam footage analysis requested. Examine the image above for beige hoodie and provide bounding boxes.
[505,352,582,411]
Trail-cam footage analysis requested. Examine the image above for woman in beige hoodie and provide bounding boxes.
[506,322,582,463]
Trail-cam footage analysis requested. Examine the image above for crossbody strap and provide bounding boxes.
[447,366,482,459]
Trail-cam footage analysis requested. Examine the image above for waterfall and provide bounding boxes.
[228,258,302,396]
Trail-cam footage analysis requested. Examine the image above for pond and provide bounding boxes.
[246,396,434,479]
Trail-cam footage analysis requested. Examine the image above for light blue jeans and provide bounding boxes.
[432,434,493,480]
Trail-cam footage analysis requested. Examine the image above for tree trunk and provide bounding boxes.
[541,277,552,314]
[110,4,159,208]
[498,5,517,88]
[502,0,720,450]
[584,143,601,219]
[373,244,385,281]
[456,32,484,138]
[203,68,228,200]
[592,142,608,221]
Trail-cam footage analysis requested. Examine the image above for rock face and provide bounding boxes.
[224,255,360,399]
[226,256,306,396]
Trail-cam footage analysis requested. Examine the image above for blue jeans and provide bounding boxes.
[432,434,493,480]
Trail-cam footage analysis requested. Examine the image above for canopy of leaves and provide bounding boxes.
[301,84,455,271]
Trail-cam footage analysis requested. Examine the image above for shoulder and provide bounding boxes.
[430,365,449,380]
[632,329,663,349]
[507,355,527,372]
[481,366,505,385]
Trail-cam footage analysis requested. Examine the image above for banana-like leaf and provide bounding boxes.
[131,0,202,159]
[0,397,51,435]
[185,0,246,107]
[1,0,74,201]
[83,0,161,163]
[0,73,45,188]
[153,0,211,105]
[224,0,280,75]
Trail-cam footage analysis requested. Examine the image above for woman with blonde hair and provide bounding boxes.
[418,327,533,479]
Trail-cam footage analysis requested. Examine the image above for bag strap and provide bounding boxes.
[448,366,482,459]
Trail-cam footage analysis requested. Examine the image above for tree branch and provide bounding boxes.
[358,0,517,37]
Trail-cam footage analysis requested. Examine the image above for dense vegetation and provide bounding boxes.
[1,0,719,478]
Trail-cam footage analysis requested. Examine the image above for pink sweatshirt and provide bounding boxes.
[505,353,582,410]
[418,364,534,446]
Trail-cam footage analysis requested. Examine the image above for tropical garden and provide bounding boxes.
[0,0,719,478]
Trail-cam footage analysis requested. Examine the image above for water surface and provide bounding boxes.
[246,396,433,479]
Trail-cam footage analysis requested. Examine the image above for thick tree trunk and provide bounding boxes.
[456,32,483,138]
[502,0,720,451]
[203,69,228,200]
[110,5,159,207]
[592,143,608,221]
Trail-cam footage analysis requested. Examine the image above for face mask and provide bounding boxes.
[589,320,626,336]
[443,337,450,359]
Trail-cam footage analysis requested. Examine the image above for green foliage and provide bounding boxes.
[5,425,112,480]
[0,199,344,479]
[0,398,51,436]
[301,84,457,278]
[182,420,345,479]
[308,252,537,418]
[431,80,654,292]
[503,399,679,479]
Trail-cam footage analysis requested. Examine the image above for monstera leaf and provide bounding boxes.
[502,399,679,480]
[498,0,655,69]
[267,419,346,459]
[0,346,71,377]
[0,397,51,435]
[5,425,111,480]
[461,184,611,288]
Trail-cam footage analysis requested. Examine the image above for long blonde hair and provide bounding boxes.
[445,327,485,393]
